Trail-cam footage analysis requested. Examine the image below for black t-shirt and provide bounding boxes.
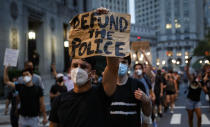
[50,84,67,103]
[15,84,43,117]
[109,77,146,127]
[187,84,202,102]
[49,84,111,127]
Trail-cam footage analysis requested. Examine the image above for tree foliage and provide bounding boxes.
[193,32,210,57]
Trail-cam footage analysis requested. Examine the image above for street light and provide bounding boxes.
[132,53,137,59]
[199,60,202,64]
[204,60,209,64]
[28,31,36,40]
[156,62,160,66]
[162,60,166,65]
[185,56,189,59]
[185,60,188,64]
[172,59,176,64]
[176,61,180,65]
[64,40,69,48]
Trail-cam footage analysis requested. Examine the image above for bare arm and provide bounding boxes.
[140,49,155,81]
[174,80,178,92]
[134,89,152,116]
[4,99,10,115]
[51,64,57,78]
[40,96,48,124]
[3,66,15,88]
[49,122,59,127]
[186,58,193,82]
[202,85,208,93]
[102,57,119,96]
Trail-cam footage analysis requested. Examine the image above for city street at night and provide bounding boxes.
[0,0,210,127]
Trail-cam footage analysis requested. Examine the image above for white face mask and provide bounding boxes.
[136,69,142,76]
[70,68,89,86]
[23,76,32,83]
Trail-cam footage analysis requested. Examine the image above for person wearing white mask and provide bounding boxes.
[133,63,155,127]
[109,56,152,127]
[49,56,119,127]
[51,64,74,91]
[4,67,48,127]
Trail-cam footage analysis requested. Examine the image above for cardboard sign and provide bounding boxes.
[4,48,19,67]
[69,10,131,58]
[131,41,150,51]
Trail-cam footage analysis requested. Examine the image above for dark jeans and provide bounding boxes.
[10,109,19,127]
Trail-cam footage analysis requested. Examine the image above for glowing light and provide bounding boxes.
[64,40,69,47]
[162,60,166,65]
[199,60,202,64]
[185,56,189,59]
[28,31,36,40]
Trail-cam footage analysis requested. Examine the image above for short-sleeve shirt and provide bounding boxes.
[17,74,44,89]
[50,84,67,103]
[109,77,146,127]
[15,84,43,117]
[49,84,111,127]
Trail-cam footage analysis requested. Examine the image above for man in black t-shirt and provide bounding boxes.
[4,67,48,127]
[50,73,67,105]
[109,56,152,127]
[49,56,119,127]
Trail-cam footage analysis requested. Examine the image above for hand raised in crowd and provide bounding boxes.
[42,117,48,125]
[96,7,109,14]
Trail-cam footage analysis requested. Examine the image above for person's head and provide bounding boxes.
[24,61,34,70]
[118,55,131,77]
[56,73,64,86]
[133,63,144,77]
[70,57,96,87]
[157,69,162,76]
[22,69,33,85]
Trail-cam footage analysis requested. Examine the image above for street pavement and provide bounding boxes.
[156,83,210,127]
[0,83,209,127]
[0,94,51,127]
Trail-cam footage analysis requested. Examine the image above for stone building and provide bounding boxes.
[0,0,86,94]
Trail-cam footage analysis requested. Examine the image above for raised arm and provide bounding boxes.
[51,64,57,78]
[3,66,15,88]
[140,49,155,81]
[102,57,119,96]
[186,57,193,82]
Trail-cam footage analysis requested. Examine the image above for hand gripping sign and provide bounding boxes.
[69,10,131,58]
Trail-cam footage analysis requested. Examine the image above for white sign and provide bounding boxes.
[4,48,19,67]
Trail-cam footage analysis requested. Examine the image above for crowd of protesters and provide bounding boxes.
[2,8,210,127]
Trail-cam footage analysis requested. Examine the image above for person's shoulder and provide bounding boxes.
[33,74,41,79]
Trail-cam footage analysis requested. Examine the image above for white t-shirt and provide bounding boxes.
[63,76,74,91]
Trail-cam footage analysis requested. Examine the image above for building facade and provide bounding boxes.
[135,0,205,68]
[204,0,210,33]
[85,0,129,13]
[135,0,159,31]
[0,0,87,94]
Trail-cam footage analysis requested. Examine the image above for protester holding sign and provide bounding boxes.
[49,8,121,127]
